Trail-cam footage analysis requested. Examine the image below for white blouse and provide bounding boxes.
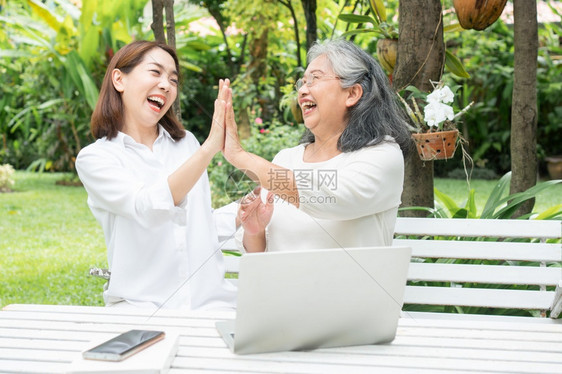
[76,126,236,310]
[237,139,404,252]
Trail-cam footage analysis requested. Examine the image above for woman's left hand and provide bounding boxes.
[238,187,274,236]
[223,88,246,167]
[203,79,229,155]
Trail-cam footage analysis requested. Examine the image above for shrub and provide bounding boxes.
[0,164,15,192]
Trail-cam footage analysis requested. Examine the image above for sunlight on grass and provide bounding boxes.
[1,172,107,307]
[1,172,560,307]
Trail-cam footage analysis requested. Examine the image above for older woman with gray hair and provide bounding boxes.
[223,38,411,253]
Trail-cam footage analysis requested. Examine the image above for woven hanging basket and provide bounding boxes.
[411,129,459,161]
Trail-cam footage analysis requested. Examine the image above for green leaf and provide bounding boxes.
[481,172,511,218]
[0,50,34,58]
[435,188,461,214]
[341,29,381,38]
[179,60,203,73]
[444,23,465,33]
[535,204,562,220]
[64,51,99,110]
[27,0,63,32]
[338,14,378,25]
[181,40,213,51]
[464,189,478,218]
[492,180,562,219]
[452,208,469,218]
[369,0,387,23]
[112,20,133,45]
[445,49,470,79]
[78,26,99,68]
[8,99,64,131]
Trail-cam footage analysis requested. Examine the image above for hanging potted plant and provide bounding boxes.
[338,0,399,74]
[398,81,473,161]
[338,2,470,79]
[453,0,508,31]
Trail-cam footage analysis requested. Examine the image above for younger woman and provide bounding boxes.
[76,41,236,310]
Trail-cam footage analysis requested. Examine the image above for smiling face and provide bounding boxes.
[297,55,361,139]
[111,47,178,138]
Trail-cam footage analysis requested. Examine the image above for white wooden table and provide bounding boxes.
[1,304,561,373]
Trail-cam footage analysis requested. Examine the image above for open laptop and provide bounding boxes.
[216,246,412,355]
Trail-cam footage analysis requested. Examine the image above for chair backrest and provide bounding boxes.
[222,218,562,318]
[393,218,561,317]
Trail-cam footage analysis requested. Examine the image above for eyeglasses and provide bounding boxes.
[295,73,340,90]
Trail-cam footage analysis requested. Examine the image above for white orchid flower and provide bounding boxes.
[424,102,455,128]
[426,85,454,104]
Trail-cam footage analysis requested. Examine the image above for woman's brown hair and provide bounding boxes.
[90,40,185,140]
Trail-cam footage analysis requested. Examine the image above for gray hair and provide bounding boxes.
[300,39,412,155]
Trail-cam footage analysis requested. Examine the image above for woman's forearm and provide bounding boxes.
[230,150,300,208]
[243,230,267,252]
[167,142,215,206]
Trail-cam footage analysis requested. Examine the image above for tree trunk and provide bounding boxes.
[151,0,166,43]
[164,0,176,49]
[205,3,237,76]
[278,0,303,68]
[392,0,445,217]
[151,0,180,120]
[301,0,317,50]
[510,0,538,217]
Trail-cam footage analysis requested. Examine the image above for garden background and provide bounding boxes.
[1,0,561,307]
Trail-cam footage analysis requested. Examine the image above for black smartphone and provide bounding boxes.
[82,329,165,361]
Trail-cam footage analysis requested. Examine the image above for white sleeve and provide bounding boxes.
[213,201,238,243]
[76,146,186,228]
[298,142,404,221]
[234,225,269,254]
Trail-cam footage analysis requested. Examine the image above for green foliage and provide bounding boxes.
[536,7,562,160]
[0,0,150,172]
[444,18,562,175]
[336,0,399,38]
[337,0,469,78]
[178,32,232,141]
[2,0,561,181]
[400,172,561,317]
[401,172,562,219]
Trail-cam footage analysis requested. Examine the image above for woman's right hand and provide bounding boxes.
[238,187,274,236]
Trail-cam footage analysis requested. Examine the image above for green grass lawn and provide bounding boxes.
[1,171,560,307]
[1,172,107,307]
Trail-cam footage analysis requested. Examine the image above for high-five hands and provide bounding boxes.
[205,79,230,155]
[221,84,246,167]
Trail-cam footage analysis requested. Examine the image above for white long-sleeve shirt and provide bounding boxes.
[237,139,404,252]
[76,126,236,310]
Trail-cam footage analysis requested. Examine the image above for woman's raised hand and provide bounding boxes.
[222,86,246,167]
[204,79,229,155]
